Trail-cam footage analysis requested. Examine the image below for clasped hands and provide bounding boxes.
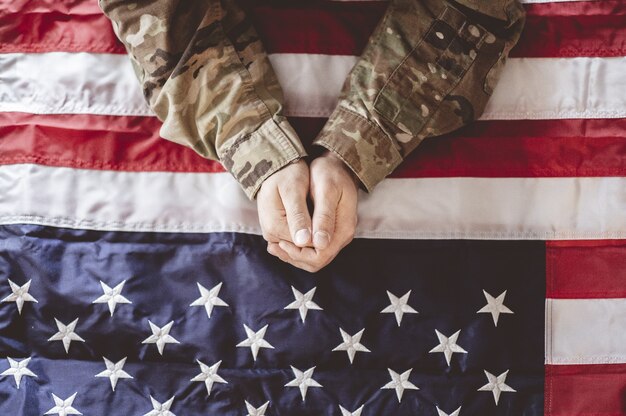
[257,151,359,272]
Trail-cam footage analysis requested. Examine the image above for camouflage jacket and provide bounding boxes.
[100,0,525,199]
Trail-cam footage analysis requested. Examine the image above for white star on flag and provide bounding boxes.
[285,366,322,401]
[340,405,364,416]
[92,280,132,316]
[190,359,227,396]
[48,318,85,353]
[478,370,516,405]
[245,400,270,416]
[429,329,468,366]
[437,406,462,416]
[380,290,418,326]
[95,357,133,391]
[283,286,323,323]
[143,396,176,416]
[332,328,371,364]
[381,368,419,402]
[44,393,82,416]
[477,290,514,326]
[236,324,274,361]
[141,321,180,355]
[1,357,37,389]
[1,279,38,314]
[189,282,229,318]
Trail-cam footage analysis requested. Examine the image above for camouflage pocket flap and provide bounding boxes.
[373,5,496,137]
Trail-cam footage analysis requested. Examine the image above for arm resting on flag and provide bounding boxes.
[313,0,526,192]
[99,0,307,199]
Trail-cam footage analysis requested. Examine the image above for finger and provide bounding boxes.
[278,240,319,263]
[280,185,312,247]
[268,242,318,273]
[267,242,290,261]
[257,195,291,243]
[311,187,340,250]
[278,240,332,272]
[260,213,291,243]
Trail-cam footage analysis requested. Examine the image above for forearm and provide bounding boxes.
[99,0,307,199]
[313,0,526,192]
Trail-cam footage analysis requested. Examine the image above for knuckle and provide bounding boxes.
[305,264,321,273]
[341,229,356,247]
[316,211,335,226]
[287,210,310,226]
[264,227,280,241]
[312,257,328,270]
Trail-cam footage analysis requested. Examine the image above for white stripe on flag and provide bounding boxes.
[2,163,626,239]
[482,57,626,120]
[0,53,150,116]
[546,298,626,365]
[1,52,625,120]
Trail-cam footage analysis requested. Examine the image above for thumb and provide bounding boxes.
[280,186,312,247]
[311,187,339,250]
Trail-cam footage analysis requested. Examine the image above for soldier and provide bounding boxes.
[100,0,525,272]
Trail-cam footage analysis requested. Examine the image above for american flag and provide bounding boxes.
[0,0,625,415]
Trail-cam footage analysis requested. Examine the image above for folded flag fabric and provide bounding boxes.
[0,1,625,415]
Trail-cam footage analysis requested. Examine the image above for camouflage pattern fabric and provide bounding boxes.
[313,0,526,191]
[100,0,525,198]
[99,0,306,199]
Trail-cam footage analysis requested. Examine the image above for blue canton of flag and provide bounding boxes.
[0,226,544,415]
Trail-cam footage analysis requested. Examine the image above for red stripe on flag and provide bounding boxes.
[254,0,626,57]
[2,113,626,179]
[1,1,624,57]
[249,2,388,56]
[512,0,626,58]
[0,0,126,54]
[545,364,626,416]
[546,240,626,299]
[393,119,626,179]
[0,112,224,173]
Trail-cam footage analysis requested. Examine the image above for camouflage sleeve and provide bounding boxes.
[98,0,307,199]
[312,0,526,192]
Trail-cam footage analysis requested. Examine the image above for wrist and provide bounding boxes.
[321,151,360,189]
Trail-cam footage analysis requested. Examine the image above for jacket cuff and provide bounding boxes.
[312,107,403,192]
[219,116,307,200]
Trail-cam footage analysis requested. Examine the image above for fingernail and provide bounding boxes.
[294,229,310,246]
[313,231,330,249]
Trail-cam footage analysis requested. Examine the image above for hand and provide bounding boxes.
[257,160,313,248]
[268,151,359,272]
